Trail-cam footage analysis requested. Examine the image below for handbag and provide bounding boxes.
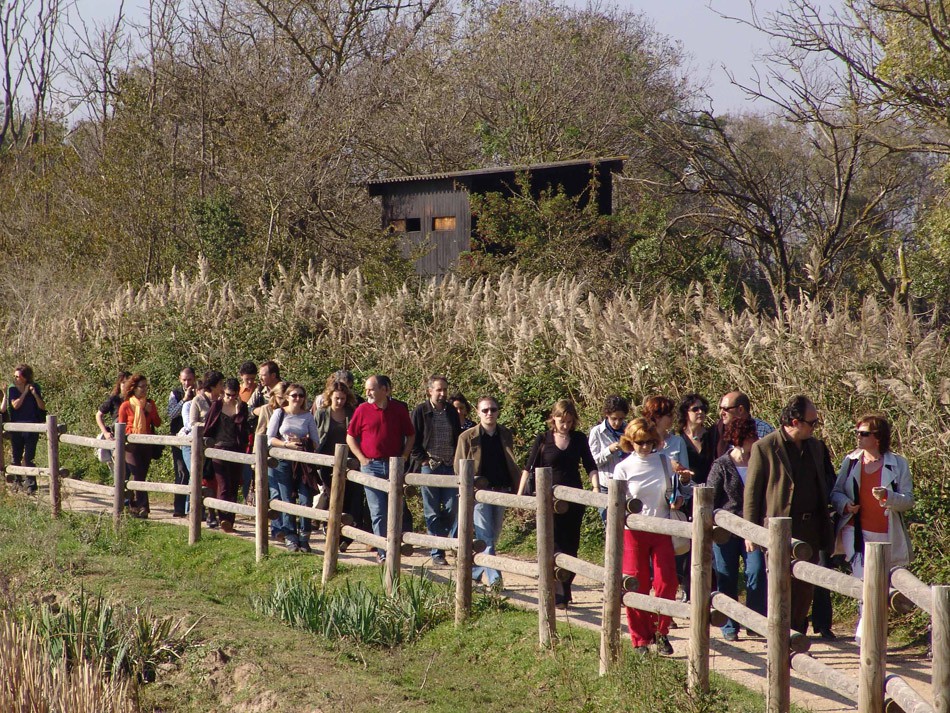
[660,454,691,556]
[95,433,113,464]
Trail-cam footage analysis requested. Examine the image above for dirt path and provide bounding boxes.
[51,483,934,713]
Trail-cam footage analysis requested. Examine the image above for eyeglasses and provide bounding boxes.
[288,393,304,399]
[633,440,655,446]
[801,417,821,427]
[689,406,707,413]
[480,407,499,414]
[855,430,875,438]
[719,404,739,412]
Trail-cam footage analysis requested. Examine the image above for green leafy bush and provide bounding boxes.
[254,573,454,647]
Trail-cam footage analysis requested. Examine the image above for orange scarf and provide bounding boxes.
[129,395,149,435]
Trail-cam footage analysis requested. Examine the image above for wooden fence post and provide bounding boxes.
[188,424,204,545]
[455,458,475,625]
[599,477,625,674]
[384,456,405,596]
[688,486,714,694]
[859,542,889,713]
[112,422,126,531]
[767,516,792,713]
[321,443,348,583]
[934,585,950,713]
[535,466,556,648]
[254,432,269,562]
[46,415,61,518]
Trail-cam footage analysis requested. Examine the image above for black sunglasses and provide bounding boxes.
[689,406,707,413]
[480,407,499,414]
[855,430,875,438]
[801,417,821,427]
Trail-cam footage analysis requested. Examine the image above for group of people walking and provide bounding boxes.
[8,361,915,658]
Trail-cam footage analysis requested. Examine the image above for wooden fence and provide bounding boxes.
[2,414,947,713]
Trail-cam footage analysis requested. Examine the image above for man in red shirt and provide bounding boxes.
[346,375,415,561]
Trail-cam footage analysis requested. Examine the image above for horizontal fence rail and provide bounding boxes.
[2,415,946,713]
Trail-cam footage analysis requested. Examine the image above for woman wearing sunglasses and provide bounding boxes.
[203,378,250,533]
[267,383,321,553]
[830,414,914,642]
[613,417,687,656]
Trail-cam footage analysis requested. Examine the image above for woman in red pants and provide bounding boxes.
[613,417,690,655]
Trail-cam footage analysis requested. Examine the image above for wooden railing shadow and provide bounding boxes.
[2,414,947,713]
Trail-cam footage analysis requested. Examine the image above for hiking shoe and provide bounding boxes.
[298,541,312,554]
[632,644,651,656]
[655,634,673,656]
[220,520,234,533]
[285,541,300,553]
[723,630,739,642]
[431,554,448,566]
[376,552,387,564]
[488,578,504,593]
[339,540,350,553]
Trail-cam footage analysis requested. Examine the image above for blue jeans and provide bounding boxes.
[362,459,391,555]
[421,463,458,557]
[472,502,505,585]
[180,445,193,513]
[713,534,767,635]
[269,460,314,545]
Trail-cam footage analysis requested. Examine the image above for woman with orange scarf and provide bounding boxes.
[116,374,162,518]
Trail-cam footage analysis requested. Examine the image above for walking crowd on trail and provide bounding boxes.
[4,362,916,657]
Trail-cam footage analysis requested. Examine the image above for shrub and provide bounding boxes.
[29,591,194,683]
[254,572,454,647]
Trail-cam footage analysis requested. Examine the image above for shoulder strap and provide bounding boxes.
[527,432,545,471]
[659,453,677,499]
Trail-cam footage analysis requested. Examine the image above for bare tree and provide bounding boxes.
[1,0,63,149]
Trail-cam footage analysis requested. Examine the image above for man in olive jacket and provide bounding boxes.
[454,395,520,588]
[743,394,834,634]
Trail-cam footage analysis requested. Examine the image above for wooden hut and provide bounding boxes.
[366,157,624,275]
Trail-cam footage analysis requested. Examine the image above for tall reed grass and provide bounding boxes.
[0,612,136,712]
[3,263,948,581]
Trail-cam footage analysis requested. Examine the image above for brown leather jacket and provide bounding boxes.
[743,428,834,551]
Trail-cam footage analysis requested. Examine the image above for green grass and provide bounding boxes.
[0,492,788,712]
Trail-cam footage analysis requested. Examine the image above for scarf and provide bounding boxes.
[129,395,149,435]
[604,419,629,461]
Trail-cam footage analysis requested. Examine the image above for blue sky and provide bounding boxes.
[72,0,820,111]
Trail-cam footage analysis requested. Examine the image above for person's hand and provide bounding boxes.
[671,495,684,510]
[359,455,370,467]
[745,539,758,553]
[872,486,888,502]
[609,442,621,453]
[677,469,694,484]
[844,502,861,514]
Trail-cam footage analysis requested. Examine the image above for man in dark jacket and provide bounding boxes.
[744,394,834,634]
[454,395,519,588]
[410,375,462,566]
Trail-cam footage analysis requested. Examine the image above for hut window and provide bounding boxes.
[389,218,421,233]
[432,216,456,231]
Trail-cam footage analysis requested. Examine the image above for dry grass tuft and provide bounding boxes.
[0,613,136,712]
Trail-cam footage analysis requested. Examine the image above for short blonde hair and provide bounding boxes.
[619,418,660,453]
